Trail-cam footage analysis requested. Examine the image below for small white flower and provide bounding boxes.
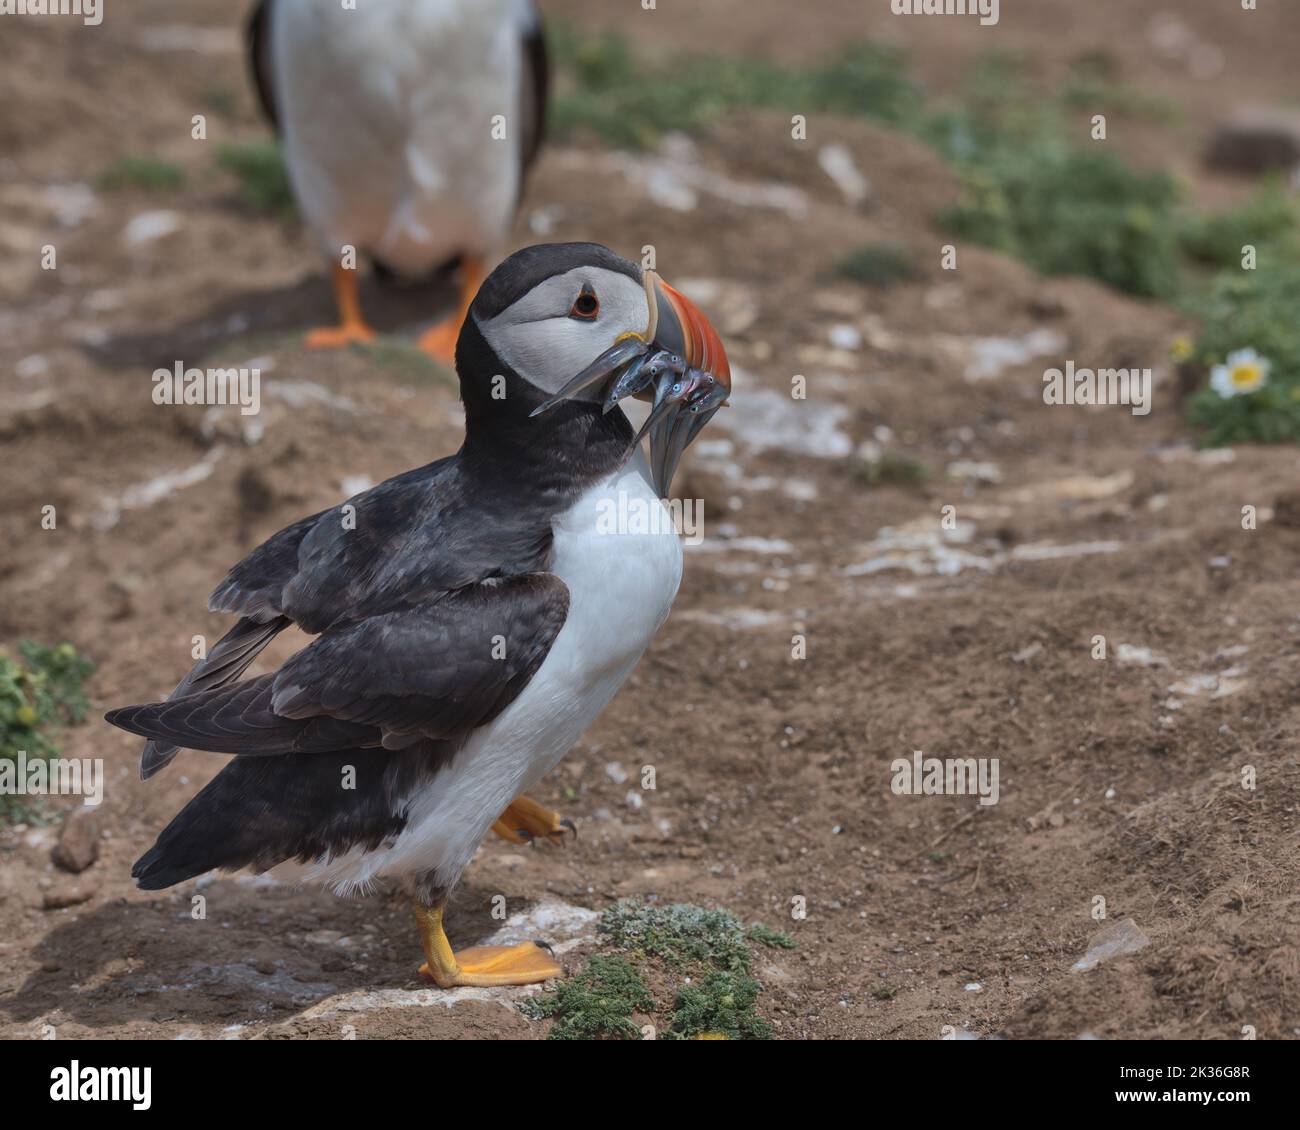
[1210,348,1270,398]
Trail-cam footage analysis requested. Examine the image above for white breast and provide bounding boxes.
[270,0,528,274]
[296,452,683,893]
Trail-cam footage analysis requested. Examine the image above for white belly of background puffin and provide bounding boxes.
[285,452,683,894]
[273,0,523,274]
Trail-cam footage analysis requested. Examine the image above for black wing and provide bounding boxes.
[107,574,569,758]
[246,0,279,132]
[138,614,291,779]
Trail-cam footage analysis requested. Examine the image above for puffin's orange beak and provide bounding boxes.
[645,273,731,396]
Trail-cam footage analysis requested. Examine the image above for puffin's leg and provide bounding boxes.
[305,262,376,349]
[414,898,561,988]
[491,795,576,846]
[416,256,486,365]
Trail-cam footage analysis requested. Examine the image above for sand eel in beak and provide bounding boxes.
[531,270,732,496]
[248,0,548,362]
[106,243,730,989]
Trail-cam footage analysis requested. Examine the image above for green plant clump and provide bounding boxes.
[0,642,95,823]
[1185,264,1300,446]
[667,970,773,1040]
[598,900,754,971]
[519,955,653,1040]
[1178,182,1299,270]
[746,922,797,950]
[835,241,919,288]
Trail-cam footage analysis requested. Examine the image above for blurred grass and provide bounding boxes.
[548,24,916,149]
[835,241,919,288]
[217,140,295,217]
[1178,180,1300,270]
[98,154,185,192]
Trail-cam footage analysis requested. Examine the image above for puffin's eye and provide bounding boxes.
[569,289,599,320]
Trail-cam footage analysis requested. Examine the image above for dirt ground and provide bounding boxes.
[2,0,1298,1040]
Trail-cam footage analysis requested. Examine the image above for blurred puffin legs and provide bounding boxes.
[305,262,375,349]
[248,0,549,363]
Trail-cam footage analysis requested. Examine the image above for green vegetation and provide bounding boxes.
[835,241,919,288]
[522,900,792,1040]
[548,25,914,149]
[855,452,930,489]
[668,970,772,1040]
[363,338,455,384]
[746,922,797,950]
[216,140,296,217]
[598,900,755,971]
[1185,266,1300,446]
[0,642,95,824]
[1059,51,1176,121]
[519,955,653,1040]
[98,155,185,193]
[200,85,240,121]
[1177,181,1300,270]
[942,149,1183,300]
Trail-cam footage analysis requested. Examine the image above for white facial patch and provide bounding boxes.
[476,266,649,396]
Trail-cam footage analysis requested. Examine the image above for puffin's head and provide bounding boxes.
[459,242,730,496]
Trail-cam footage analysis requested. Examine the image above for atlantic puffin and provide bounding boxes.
[107,243,730,988]
[247,0,549,363]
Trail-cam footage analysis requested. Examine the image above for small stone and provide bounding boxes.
[51,808,100,874]
[122,209,181,246]
[1071,917,1151,973]
[43,888,93,910]
[1207,107,1300,175]
[828,324,863,351]
[1274,490,1300,530]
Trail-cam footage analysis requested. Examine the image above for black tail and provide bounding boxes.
[131,746,432,889]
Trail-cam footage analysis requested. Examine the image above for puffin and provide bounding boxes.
[107,243,731,988]
[247,0,549,363]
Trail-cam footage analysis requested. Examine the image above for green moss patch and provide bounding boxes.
[522,900,794,1040]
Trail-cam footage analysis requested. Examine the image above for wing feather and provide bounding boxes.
[108,575,569,759]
